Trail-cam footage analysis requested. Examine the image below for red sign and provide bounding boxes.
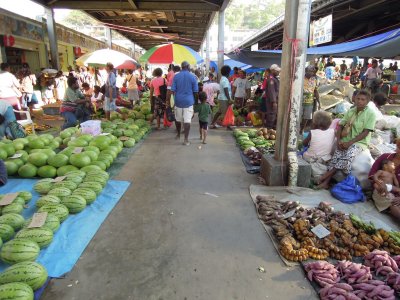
[3,35,15,47]
[74,47,82,56]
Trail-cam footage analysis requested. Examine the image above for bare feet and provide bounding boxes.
[316,181,330,190]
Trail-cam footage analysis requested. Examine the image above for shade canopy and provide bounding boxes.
[139,44,203,66]
[76,49,137,69]
[227,28,400,68]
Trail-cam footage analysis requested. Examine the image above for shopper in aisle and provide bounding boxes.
[194,91,212,144]
[0,63,21,110]
[104,63,125,120]
[149,68,167,130]
[211,65,232,130]
[18,63,37,113]
[169,61,199,145]
[202,75,220,107]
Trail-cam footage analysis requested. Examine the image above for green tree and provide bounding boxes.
[225,0,285,30]
[59,10,98,27]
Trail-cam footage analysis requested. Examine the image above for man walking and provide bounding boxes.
[169,61,199,146]
[265,64,280,129]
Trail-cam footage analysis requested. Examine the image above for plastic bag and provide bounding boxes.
[330,174,365,203]
[222,105,235,126]
[248,112,263,126]
[163,111,172,127]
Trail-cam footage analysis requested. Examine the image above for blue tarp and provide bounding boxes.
[0,178,131,277]
[209,59,264,74]
[227,28,400,67]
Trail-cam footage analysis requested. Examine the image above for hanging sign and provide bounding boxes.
[309,14,332,46]
[3,35,15,47]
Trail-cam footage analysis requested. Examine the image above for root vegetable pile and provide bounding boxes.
[336,261,372,284]
[364,250,399,276]
[352,280,395,300]
[305,261,339,287]
[319,282,360,300]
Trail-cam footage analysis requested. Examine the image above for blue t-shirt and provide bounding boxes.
[218,76,231,101]
[171,70,198,108]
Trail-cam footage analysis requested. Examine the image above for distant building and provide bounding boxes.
[207,24,257,60]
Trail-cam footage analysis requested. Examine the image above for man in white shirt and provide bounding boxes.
[232,70,251,109]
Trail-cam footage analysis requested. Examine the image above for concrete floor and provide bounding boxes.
[41,123,316,300]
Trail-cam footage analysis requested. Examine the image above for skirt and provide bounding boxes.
[328,144,362,174]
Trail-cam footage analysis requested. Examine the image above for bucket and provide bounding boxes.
[80,120,101,136]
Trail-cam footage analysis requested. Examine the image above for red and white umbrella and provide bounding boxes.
[76,49,137,69]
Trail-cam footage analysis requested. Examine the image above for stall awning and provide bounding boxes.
[227,28,400,68]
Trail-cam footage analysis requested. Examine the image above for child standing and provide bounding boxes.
[302,111,336,182]
[195,92,211,144]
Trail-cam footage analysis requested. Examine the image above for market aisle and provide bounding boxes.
[42,123,315,300]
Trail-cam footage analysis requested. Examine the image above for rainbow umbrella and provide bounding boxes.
[139,44,203,65]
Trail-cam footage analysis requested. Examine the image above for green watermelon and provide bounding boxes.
[0,148,8,160]
[0,239,40,264]
[12,197,25,206]
[15,228,53,248]
[64,174,84,184]
[2,203,24,215]
[0,224,14,241]
[4,161,18,176]
[24,214,60,233]
[27,139,44,150]
[89,136,110,150]
[53,181,77,191]
[36,195,61,208]
[0,261,48,290]
[18,192,32,203]
[37,165,57,178]
[72,188,97,204]
[56,165,78,176]
[84,146,100,155]
[65,170,86,178]
[0,213,25,230]
[83,150,98,162]
[15,150,29,163]
[90,161,107,170]
[18,164,37,178]
[48,187,71,198]
[47,154,69,168]
[80,165,102,173]
[78,182,103,195]
[38,204,69,222]
[0,282,34,300]
[33,179,53,194]
[7,158,24,169]
[124,139,135,148]
[61,195,87,213]
[69,153,91,168]
[101,149,117,159]
[87,170,109,180]
[2,144,16,156]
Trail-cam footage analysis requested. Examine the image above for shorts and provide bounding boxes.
[199,120,208,130]
[301,104,313,120]
[217,100,228,115]
[175,106,194,123]
[127,89,139,101]
[104,97,117,112]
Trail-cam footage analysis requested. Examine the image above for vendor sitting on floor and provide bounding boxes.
[318,90,376,189]
[60,77,91,129]
[369,139,400,219]
[0,101,16,139]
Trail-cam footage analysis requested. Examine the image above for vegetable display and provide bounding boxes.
[233,128,275,151]
[305,261,339,287]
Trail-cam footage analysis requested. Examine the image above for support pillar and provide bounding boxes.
[274,0,299,163]
[45,7,59,70]
[286,0,312,186]
[261,0,312,187]
[205,30,210,77]
[217,9,225,80]
[105,27,112,49]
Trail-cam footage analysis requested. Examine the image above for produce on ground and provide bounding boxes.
[305,261,339,287]
[233,128,275,151]
[353,279,395,300]
[255,195,400,262]
[319,282,360,300]
[336,261,372,284]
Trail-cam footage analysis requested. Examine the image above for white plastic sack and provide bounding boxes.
[351,149,375,190]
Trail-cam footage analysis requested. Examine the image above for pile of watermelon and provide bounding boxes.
[0,169,109,296]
